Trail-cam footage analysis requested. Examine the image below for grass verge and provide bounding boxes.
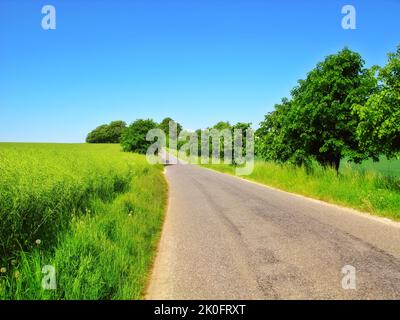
[200,160,400,221]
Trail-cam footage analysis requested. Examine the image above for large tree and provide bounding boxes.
[353,45,400,160]
[257,48,377,171]
[120,119,158,154]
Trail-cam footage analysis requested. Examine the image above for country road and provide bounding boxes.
[146,157,400,299]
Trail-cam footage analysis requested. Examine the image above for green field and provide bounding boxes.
[341,157,400,177]
[0,143,167,299]
[201,159,400,221]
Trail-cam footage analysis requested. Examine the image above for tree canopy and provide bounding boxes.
[257,47,377,171]
[120,119,159,154]
[158,117,183,136]
[187,121,252,160]
[86,120,127,143]
[354,45,400,160]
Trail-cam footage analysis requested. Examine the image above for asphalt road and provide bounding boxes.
[146,158,400,299]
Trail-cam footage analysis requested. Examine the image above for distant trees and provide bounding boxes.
[256,47,382,171]
[158,117,183,136]
[86,121,127,143]
[209,121,233,159]
[86,117,185,154]
[158,117,183,148]
[120,119,158,153]
[186,121,252,161]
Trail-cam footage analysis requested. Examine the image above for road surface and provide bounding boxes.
[146,158,400,299]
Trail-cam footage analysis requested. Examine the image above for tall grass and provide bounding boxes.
[201,160,400,220]
[0,143,167,299]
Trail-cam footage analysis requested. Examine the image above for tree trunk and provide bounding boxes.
[334,157,340,174]
[323,154,341,174]
[328,155,341,174]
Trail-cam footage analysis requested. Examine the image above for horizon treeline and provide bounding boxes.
[86,44,400,171]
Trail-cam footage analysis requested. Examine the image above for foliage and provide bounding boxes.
[257,48,377,171]
[353,45,400,160]
[158,117,183,148]
[86,121,126,143]
[184,122,252,162]
[209,121,232,159]
[256,98,308,166]
[120,119,158,154]
[158,117,183,136]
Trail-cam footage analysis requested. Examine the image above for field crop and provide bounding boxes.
[0,143,167,299]
[341,157,400,177]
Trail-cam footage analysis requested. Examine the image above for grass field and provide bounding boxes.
[200,159,400,221]
[0,143,167,299]
[341,157,400,177]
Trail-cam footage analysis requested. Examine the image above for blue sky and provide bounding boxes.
[0,0,399,142]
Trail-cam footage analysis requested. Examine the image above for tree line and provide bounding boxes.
[86,45,400,172]
[86,117,250,153]
[86,121,127,143]
[86,117,182,151]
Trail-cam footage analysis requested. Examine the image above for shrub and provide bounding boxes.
[86,121,126,143]
[120,119,158,154]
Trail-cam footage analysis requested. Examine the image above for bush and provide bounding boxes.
[120,119,158,154]
[86,121,126,143]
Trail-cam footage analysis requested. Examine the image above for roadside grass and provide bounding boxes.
[199,160,400,221]
[0,143,167,299]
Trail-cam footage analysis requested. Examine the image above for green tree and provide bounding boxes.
[354,45,400,160]
[257,48,376,171]
[210,121,232,159]
[86,121,127,143]
[158,117,183,148]
[120,119,158,154]
[158,117,183,136]
[86,124,109,143]
[107,121,127,143]
[256,98,308,166]
[212,121,231,131]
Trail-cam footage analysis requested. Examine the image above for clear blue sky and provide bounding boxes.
[0,0,399,142]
